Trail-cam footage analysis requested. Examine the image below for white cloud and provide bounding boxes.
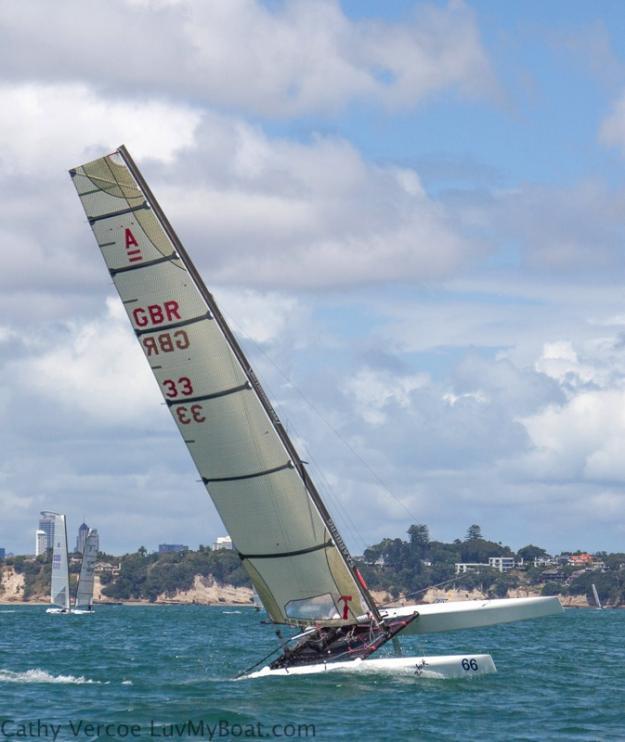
[0,82,200,176]
[523,388,625,483]
[215,288,305,345]
[0,0,495,117]
[11,297,165,427]
[154,120,475,287]
[344,367,429,425]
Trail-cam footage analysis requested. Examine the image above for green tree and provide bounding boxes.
[465,524,482,541]
[517,545,547,562]
[407,524,429,559]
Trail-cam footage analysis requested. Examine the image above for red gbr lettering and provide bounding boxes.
[132,301,181,328]
[124,228,139,248]
[142,330,190,356]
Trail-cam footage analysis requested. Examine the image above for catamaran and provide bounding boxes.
[591,583,602,610]
[70,146,562,678]
[45,514,98,615]
[73,529,98,614]
[45,512,70,614]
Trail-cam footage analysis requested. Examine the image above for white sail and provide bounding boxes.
[591,583,602,610]
[46,512,70,611]
[70,147,377,627]
[74,529,98,611]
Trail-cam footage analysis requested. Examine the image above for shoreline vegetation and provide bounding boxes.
[2,524,622,608]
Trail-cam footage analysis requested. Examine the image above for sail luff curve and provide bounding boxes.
[70,146,378,626]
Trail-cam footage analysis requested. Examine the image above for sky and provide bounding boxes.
[2,0,625,556]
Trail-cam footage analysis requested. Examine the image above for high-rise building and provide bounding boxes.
[89,528,100,553]
[0,547,5,560]
[35,529,47,557]
[38,513,56,552]
[75,522,90,554]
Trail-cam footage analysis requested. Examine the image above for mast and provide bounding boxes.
[116,145,380,623]
[63,516,70,612]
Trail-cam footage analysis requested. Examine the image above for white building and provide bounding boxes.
[35,529,47,556]
[212,536,233,551]
[455,557,516,574]
[455,562,488,574]
[37,513,55,552]
[488,557,515,573]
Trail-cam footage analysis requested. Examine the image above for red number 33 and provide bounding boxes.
[163,376,194,398]
[175,404,205,425]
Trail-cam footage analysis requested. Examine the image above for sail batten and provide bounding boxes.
[70,145,379,626]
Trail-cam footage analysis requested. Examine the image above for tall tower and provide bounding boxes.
[75,522,90,554]
[89,528,100,553]
[35,529,47,556]
[38,513,56,552]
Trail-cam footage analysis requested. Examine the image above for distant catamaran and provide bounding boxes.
[45,513,97,615]
[592,583,603,610]
[70,146,562,678]
[45,512,70,614]
[73,529,98,614]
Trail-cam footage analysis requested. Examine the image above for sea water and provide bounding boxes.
[0,605,623,741]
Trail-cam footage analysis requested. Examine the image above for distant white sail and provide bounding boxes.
[75,529,98,612]
[591,583,602,610]
[70,147,378,627]
[46,512,70,612]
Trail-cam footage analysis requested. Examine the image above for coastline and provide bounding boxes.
[0,587,599,608]
[0,563,602,609]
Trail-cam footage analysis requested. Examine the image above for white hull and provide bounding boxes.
[244,653,496,679]
[72,609,94,615]
[46,608,69,614]
[384,596,562,635]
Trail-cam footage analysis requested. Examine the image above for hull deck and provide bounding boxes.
[244,653,496,679]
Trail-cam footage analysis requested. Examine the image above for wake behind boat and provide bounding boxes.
[70,146,561,678]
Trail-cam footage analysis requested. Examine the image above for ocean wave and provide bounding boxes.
[0,668,101,684]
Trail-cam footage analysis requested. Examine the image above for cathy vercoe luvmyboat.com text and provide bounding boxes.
[0,719,317,740]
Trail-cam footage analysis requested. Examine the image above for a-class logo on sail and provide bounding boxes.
[124,226,143,263]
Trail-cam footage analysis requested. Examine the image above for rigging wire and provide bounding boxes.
[377,576,462,608]
[219,305,423,535]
